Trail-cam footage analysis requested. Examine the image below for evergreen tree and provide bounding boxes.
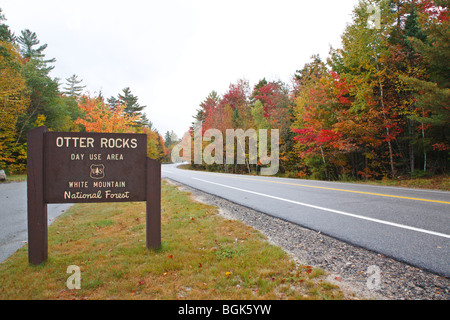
[399,0,450,171]
[107,96,119,109]
[108,87,147,126]
[164,131,172,147]
[0,8,14,43]
[63,74,86,98]
[17,29,55,73]
[118,87,145,115]
[140,113,150,128]
[15,29,59,144]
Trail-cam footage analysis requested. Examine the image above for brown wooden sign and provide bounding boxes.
[27,127,161,265]
[44,132,147,203]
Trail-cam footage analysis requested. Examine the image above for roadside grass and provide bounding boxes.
[354,174,450,191]
[0,174,27,183]
[0,181,348,300]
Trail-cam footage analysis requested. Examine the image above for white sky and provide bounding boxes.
[1,0,360,138]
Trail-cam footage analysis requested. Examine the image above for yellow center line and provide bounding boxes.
[201,172,450,205]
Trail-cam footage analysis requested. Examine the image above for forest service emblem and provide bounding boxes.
[90,164,105,179]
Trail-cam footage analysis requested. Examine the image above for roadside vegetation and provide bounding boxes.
[0,181,350,300]
[353,174,450,191]
[2,1,449,185]
[184,1,449,183]
[0,174,26,182]
[178,164,450,191]
[0,7,169,177]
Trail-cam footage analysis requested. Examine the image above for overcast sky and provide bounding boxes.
[2,0,360,137]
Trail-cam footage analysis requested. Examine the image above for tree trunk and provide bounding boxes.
[378,80,395,177]
[373,43,395,178]
[408,118,415,175]
[319,146,328,180]
[421,108,427,172]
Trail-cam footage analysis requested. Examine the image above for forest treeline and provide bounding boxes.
[188,0,449,181]
[1,0,449,181]
[0,8,170,174]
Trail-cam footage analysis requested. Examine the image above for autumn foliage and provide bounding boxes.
[1,1,449,179]
[75,96,139,133]
[0,7,167,173]
[0,35,29,172]
[189,0,449,180]
[74,94,167,160]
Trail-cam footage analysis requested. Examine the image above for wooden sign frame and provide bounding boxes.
[27,126,161,265]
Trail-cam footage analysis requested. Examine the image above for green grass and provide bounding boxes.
[354,174,450,191]
[178,164,450,191]
[0,181,349,300]
[0,174,27,183]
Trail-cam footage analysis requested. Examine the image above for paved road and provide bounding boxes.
[0,181,73,263]
[162,164,450,277]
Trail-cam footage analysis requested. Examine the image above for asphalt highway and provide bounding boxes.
[1,168,448,276]
[0,181,72,263]
[162,164,450,277]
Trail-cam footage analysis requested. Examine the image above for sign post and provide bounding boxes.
[27,126,48,265]
[146,158,161,249]
[26,126,161,265]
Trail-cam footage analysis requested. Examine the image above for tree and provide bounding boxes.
[17,29,55,72]
[63,74,86,98]
[145,128,166,161]
[0,8,14,43]
[251,79,293,173]
[164,131,172,147]
[399,0,450,172]
[294,55,325,89]
[0,9,29,173]
[108,87,147,126]
[106,95,119,109]
[118,87,143,114]
[164,130,178,148]
[292,66,346,180]
[44,95,84,132]
[75,95,139,133]
[0,38,29,172]
[220,80,250,111]
[251,100,269,130]
[194,91,220,131]
[337,0,400,177]
[13,28,60,146]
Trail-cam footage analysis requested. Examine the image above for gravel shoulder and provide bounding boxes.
[165,178,450,300]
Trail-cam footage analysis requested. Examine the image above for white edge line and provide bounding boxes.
[193,177,450,239]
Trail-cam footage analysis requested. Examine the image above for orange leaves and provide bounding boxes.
[75,95,140,133]
[301,265,313,274]
[432,143,450,151]
[142,126,166,160]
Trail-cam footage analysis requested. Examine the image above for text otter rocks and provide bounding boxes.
[27,126,161,265]
[55,136,138,149]
[44,132,147,203]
